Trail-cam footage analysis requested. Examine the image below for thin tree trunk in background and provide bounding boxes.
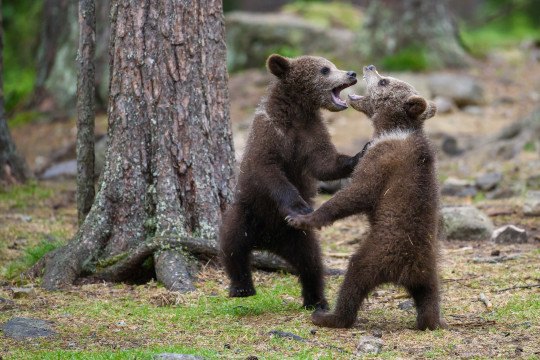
[31,0,237,291]
[0,1,32,185]
[76,0,96,225]
[34,0,110,115]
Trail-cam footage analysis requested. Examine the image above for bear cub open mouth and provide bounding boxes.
[332,80,357,108]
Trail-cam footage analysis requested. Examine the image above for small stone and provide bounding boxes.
[475,172,503,191]
[398,300,414,311]
[462,105,484,116]
[433,96,455,114]
[490,249,500,256]
[441,177,477,198]
[523,190,540,216]
[440,206,494,241]
[265,330,306,342]
[356,335,383,355]
[10,287,35,299]
[117,320,127,326]
[245,356,258,360]
[491,225,528,244]
[372,329,383,338]
[485,187,518,200]
[310,329,317,335]
[441,135,461,156]
[153,354,205,360]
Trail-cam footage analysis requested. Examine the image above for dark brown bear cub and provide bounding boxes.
[220,54,362,310]
[287,65,446,330]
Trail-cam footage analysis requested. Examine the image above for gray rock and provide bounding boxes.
[153,354,205,360]
[485,187,518,200]
[475,172,503,191]
[491,225,528,244]
[226,12,355,73]
[462,105,484,116]
[440,206,494,241]
[428,73,485,106]
[433,96,455,114]
[40,160,77,179]
[1,317,57,340]
[265,330,306,342]
[356,335,383,355]
[10,287,36,299]
[526,174,540,189]
[523,190,540,216]
[441,135,462,156]
[441,177,477,198]
[398,300,414,311]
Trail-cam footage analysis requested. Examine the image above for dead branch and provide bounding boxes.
[495,284,540,293]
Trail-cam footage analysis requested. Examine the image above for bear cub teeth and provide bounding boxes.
[331,84,350,107]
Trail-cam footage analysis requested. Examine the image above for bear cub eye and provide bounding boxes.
[321,67,330,75]
[379,79,387,86]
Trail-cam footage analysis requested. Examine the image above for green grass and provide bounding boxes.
[0,182,53,210]
[4,234,64,279]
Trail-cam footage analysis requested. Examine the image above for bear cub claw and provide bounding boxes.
[303,298,329,311]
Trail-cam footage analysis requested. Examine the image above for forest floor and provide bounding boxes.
[1,51,540,359]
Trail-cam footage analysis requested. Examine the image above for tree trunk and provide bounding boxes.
[34,0,110,115]
[33,0,236,292]
[76,0,96,225]
[357,0,472,69]
[0,1,32,185]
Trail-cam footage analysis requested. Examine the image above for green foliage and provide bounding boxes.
[282,1,363,31]
[269,45,303,60]
[6,111,42,129]
[381,47,430,72]
[460,0,540,57]
[0,182,53,210]
[5,234,64,279]
[2,0,43,111]
[523,141,536,152]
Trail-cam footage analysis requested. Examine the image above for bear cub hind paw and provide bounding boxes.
[229,285,256,298]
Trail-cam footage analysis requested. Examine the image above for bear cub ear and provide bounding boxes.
[404,95,428,117]
[267,54,290,78]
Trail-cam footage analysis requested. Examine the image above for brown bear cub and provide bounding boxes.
[220,54,363,310]
[287,65,447,330]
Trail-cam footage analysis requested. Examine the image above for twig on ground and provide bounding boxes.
[495,283,540,293]
[479,293,493,311]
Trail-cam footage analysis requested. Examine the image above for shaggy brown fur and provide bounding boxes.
[220,54,361,309]
[287,65,446,330]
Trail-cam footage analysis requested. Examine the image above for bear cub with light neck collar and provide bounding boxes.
[287,65,446,330]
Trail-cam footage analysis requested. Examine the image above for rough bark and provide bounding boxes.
[357,0,472,69]
[0,1,32,185]
[76,0,96,225]
[35,0,236,292]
